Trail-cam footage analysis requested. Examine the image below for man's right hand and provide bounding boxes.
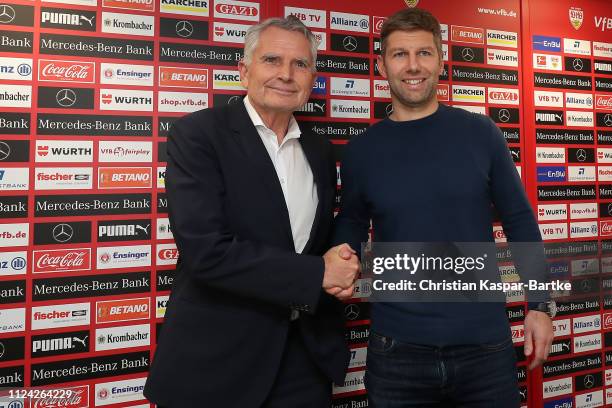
[322,244,360,300]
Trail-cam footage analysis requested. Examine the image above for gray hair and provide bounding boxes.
[242,16,318,71]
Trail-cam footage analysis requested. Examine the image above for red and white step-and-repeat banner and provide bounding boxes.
[521,0,612,407]
[0,0,610,406]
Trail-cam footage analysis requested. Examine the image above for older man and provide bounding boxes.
[144,16,357,408]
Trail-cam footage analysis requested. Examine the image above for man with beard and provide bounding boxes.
[333,8,554,407]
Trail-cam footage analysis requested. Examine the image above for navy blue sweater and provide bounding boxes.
[333,103,542,346]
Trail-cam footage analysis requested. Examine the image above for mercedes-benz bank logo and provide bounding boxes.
[576,148,587,162]
[175,20,193,38]
[56,89,76,107]
[498,109,511,123]
[0,5,16,24]
[572,58,584,71]
[385,103,394,116]
[344,304,360,320]
[583,374,595,389]
[0,141,10,161]
[604,113,612,127]
[461,47,475,61]
[342,36,358,52]
[52,223,74,243]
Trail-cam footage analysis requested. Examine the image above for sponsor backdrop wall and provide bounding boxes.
[0,0,609,407]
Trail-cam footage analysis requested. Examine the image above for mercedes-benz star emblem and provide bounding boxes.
[175,20,194,38]
[607,203,612,216]
[576,148,587,162]
[227,95,241,105]
[344,304,359,320]
[498,109,511,123]
[0,342,5,359]
[385,103,394,116]
[0,141,10,161]
[342,36,358,52]
[580,280,591,292]
[52,223,74,243]
[604,113,612,127]
[461,47,475,61]
[56,89,77,107]
[583,374,595,389]
[0,5,16,24]
[572,58,584,71]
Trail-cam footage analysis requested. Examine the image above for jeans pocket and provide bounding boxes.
[480,337,513,352]
[368,331,395,354]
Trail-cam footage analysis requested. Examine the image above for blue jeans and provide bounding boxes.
[365,331,520,408]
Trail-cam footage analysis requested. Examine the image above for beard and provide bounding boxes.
[388,77,438,109]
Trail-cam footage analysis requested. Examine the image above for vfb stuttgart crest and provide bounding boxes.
[404,0,419,7]
[569,7,583,30]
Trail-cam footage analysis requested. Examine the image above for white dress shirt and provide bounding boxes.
[243,96,318,254]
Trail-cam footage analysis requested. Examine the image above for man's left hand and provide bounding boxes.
[524,310,554,370]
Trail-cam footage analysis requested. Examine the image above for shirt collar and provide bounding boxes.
[244,95,301,142]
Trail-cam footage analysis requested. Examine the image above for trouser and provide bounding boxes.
[365,330,520,408]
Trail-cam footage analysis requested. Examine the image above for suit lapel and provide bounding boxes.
[228,102,294,249]
[299,133,325,255]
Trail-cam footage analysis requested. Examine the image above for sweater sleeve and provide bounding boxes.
[332,139,371,257]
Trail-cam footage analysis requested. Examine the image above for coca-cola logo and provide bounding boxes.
[373,16,386,35]
[600,221,612,236]
[33,249,91,273]
[31,385,89,408]
[604,312,612,329]
[159,248,179,260]
[596,95,612,110]
[39,60,95,83]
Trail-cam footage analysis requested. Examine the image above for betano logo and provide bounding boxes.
[450,25,484,44]
[159,66,208,88]
[98,167,152,189]
[103,0,154,12]
[96,297,150,323]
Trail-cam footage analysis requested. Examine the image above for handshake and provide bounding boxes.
[322,244,360,300]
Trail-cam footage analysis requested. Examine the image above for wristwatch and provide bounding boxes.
[534,300,557,318]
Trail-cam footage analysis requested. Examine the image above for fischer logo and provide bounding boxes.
[450,25,484,44]
[39,60,95,83]
[31,303,90,330]
[159,66,208,88]
[593,41,612,58]
[373,80,390,98]
[31,385,90,408]
[33,248,91,274]
[596,94,612,111]
[487,87,519,105]
[214,0,259,22]
[96,297,150,323]
[35,167,93,190]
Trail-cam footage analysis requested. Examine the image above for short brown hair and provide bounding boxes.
[380,8,442,58]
